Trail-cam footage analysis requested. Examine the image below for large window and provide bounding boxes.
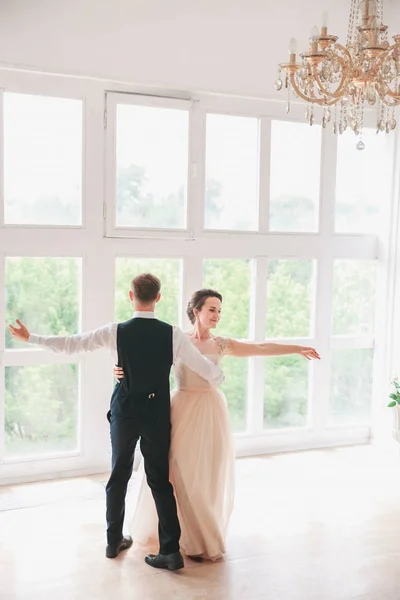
[0,79,392,481]
[4,93,83,226]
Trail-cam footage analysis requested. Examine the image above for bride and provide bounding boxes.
[114,288,320,560]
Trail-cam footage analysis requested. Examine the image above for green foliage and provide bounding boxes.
[115,258,181,325]
[387,382,400,408]
[6,257,79,349]
[264,355,309,429]
[116,164,185,228]
[333,261,376,335]
[5,258,80,457]
[116,164,223,229]
[5,364,78,457]
[266,260,312,338]
[203,259,251,431]
[270,195,316,232]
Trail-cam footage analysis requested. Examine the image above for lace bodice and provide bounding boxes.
[174,336,231,391]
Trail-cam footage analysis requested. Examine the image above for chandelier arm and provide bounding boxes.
[376,86,400,105]
[310,74,342,104]
[379,86,400,103]
[313,58,352,100]
[373,45,398,72]
[289,72,337,105]
[333,44,354,66]
[373,45,400,102]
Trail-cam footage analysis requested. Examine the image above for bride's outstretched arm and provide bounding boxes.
[227,339,320,360]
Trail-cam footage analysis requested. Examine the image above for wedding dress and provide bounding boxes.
[130,336,235,560]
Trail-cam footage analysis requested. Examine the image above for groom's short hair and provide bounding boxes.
[131,273,161,303]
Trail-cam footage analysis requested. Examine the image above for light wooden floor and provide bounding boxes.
[2,445,400,600]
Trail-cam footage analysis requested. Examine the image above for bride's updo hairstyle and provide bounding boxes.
[187,289,223,324]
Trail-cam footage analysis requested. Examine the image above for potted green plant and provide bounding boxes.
[388,378,400,442]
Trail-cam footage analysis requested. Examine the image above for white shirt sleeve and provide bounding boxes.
[28,323,118,362]
[172,327,225,386]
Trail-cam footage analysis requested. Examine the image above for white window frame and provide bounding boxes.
[0,67,396,484]
[104,92,194,239]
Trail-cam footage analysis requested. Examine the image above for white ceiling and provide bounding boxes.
[0,0,399,98]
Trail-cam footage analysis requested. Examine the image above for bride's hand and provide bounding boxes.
[299,347,320,361]
[113,365,125,381]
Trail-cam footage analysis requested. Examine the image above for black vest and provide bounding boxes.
[110,318,173,419]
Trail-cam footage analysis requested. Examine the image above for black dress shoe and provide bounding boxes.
[106,535,133,558]
[145,551,184,570]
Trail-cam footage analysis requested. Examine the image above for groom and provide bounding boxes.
[9,273,224,570]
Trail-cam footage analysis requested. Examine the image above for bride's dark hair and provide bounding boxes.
[187,289,223,324]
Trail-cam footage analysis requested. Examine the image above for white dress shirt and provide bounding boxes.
[28,311,224,387]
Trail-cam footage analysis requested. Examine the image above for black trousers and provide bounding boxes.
[105,404,181,555]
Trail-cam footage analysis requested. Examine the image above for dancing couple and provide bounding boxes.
[9,273,319,570]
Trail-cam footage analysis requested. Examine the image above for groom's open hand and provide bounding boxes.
[8,319,30,342]
[113,365,125,381]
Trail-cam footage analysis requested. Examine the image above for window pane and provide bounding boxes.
[115,258,181,324]
[332,260,376,336]
[5,364,79,458]
[5,258,81,349]
[264,356,309,429]
[4,93,82,226]
[269,121,321,232]
[205,114,259,231]
[266,260,314,338]
[329,349,373,425]
[335,128,393,234]
[116,104,188,228]
[203,259,251,431]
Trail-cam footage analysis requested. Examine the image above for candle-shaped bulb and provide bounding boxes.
[288,37,297,54]
[311,25,319,41]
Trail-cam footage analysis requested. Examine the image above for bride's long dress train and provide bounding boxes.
[130,339,235,560]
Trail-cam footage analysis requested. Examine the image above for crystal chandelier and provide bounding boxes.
[276,0,400,148]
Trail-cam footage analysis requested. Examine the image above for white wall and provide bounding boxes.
[2,0,398,98]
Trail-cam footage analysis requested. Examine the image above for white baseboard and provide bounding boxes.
[0,428,370,486]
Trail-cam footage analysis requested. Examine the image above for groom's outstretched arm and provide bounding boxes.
[8,319,117,355]
[173,328,224,386]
